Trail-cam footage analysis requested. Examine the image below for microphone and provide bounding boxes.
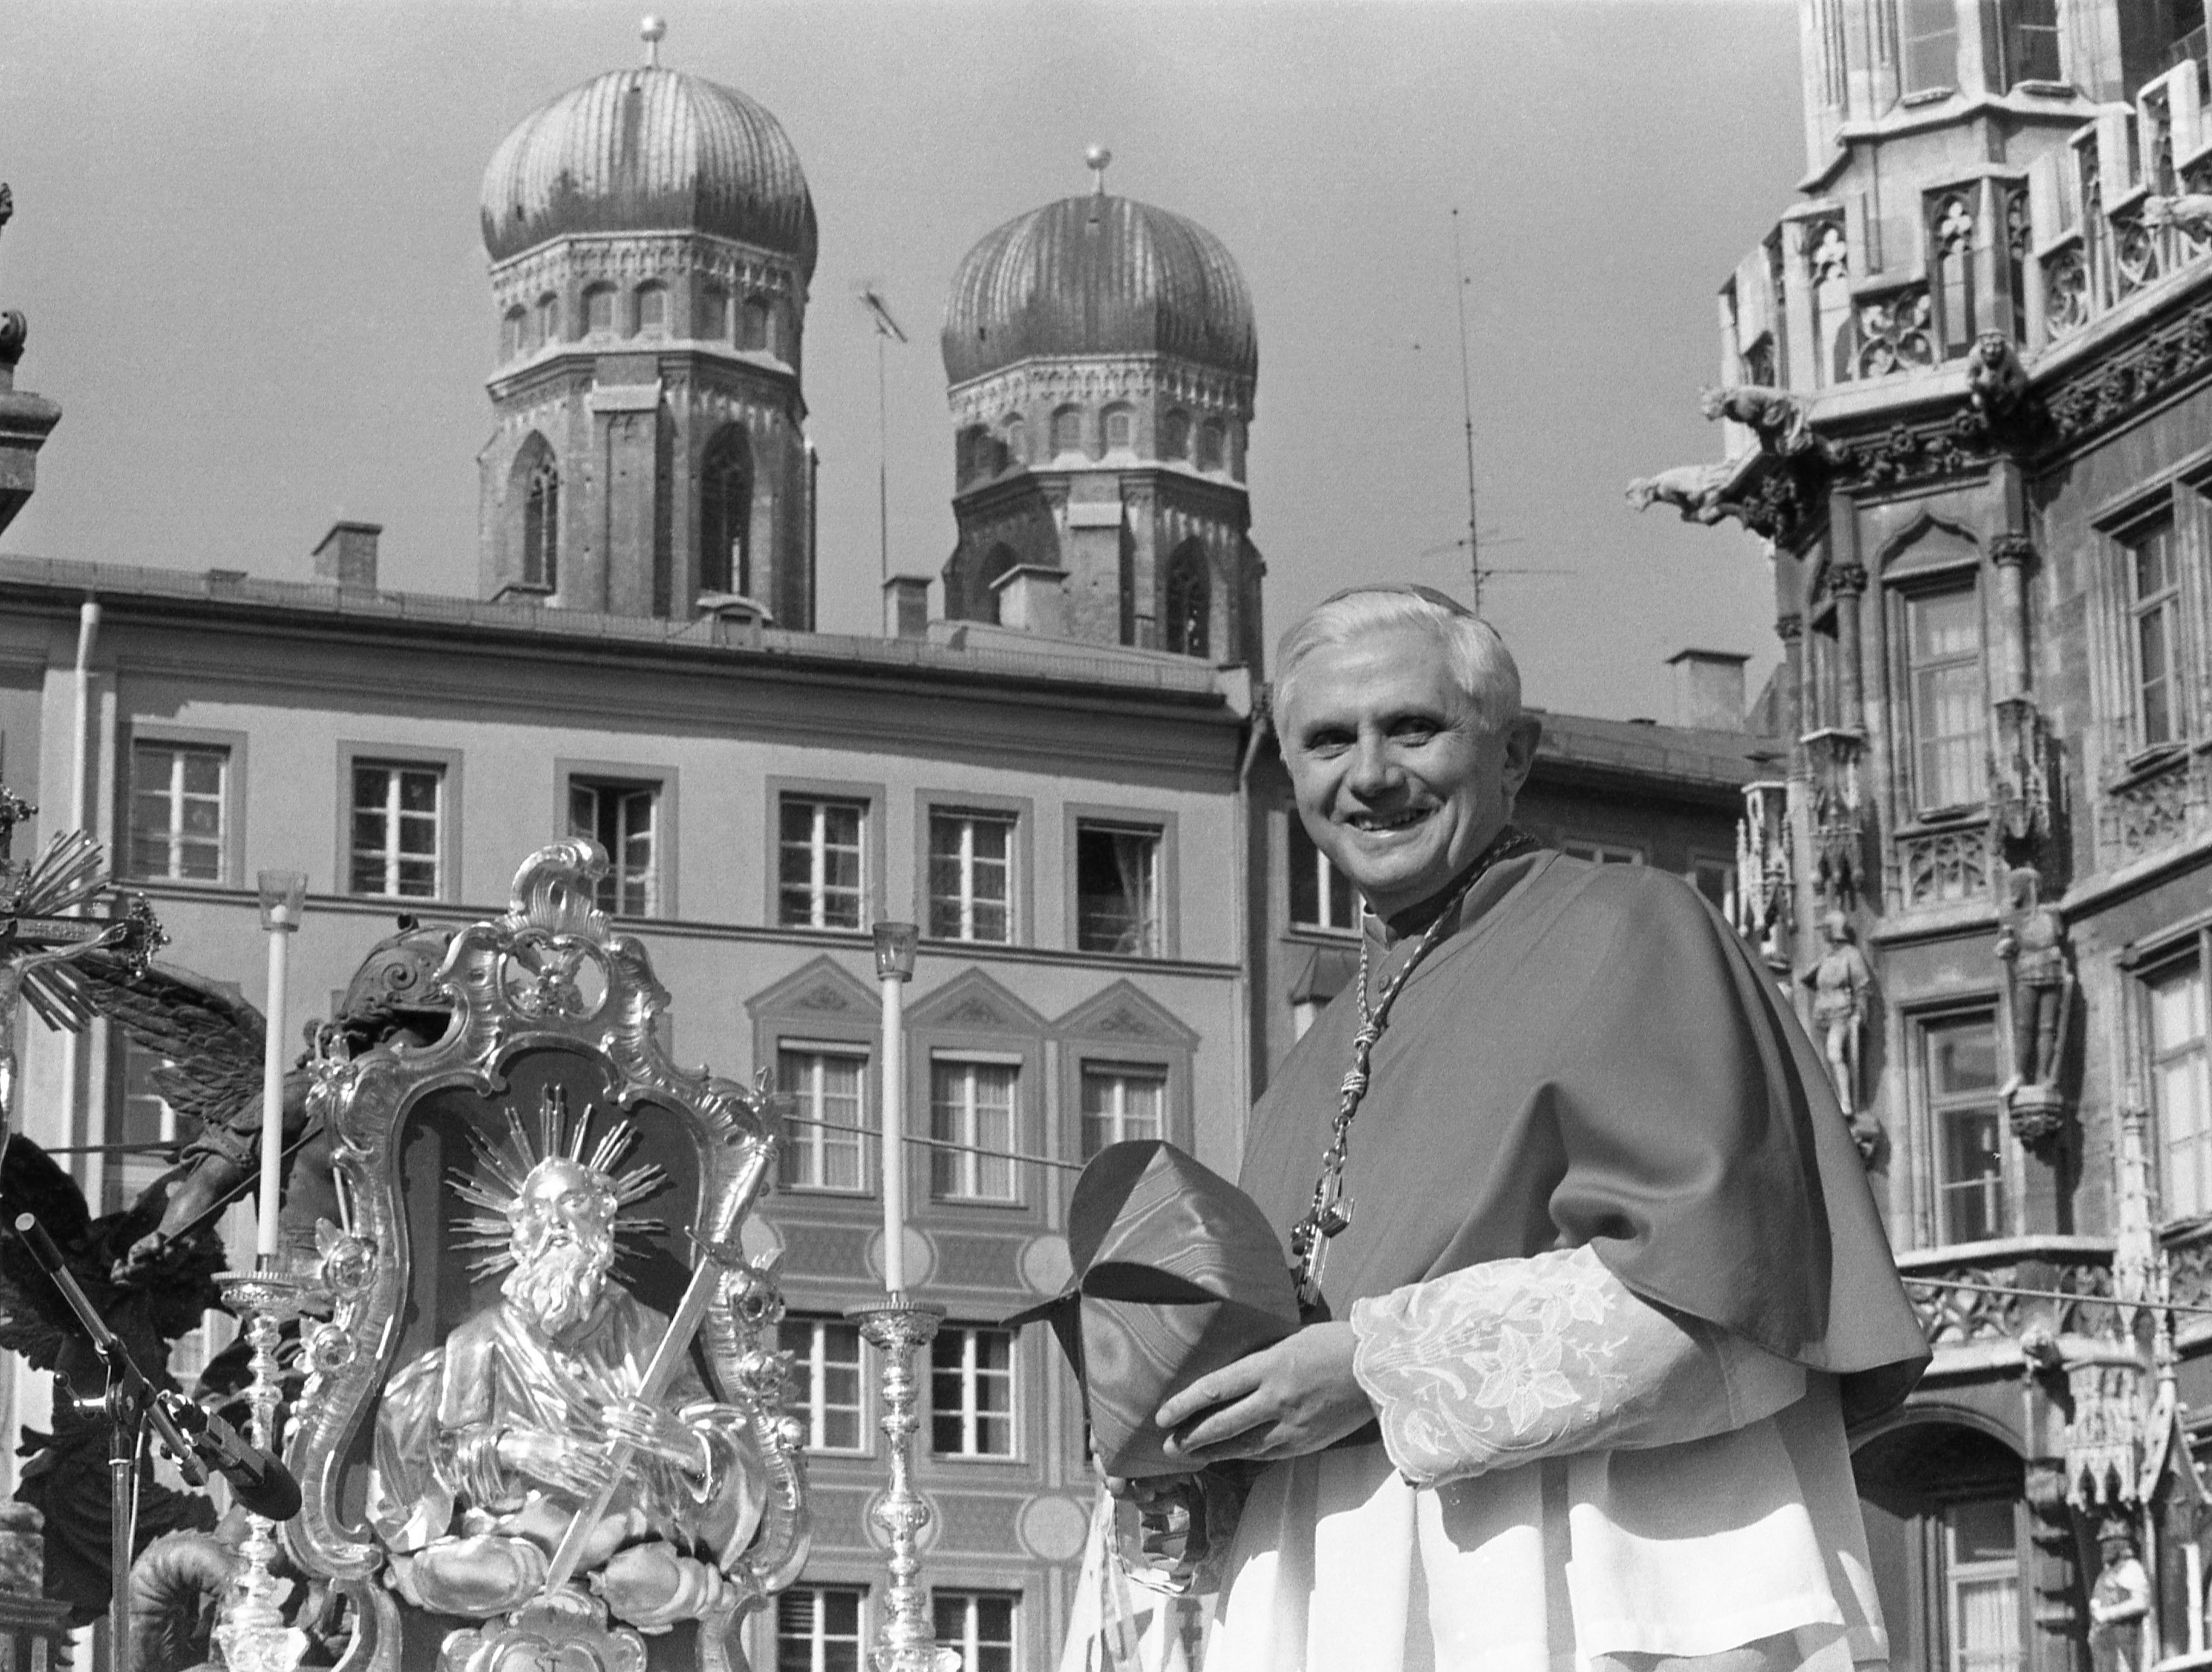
[157,1393,302,1522]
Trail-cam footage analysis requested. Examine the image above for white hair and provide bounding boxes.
[1273,588,1523,731]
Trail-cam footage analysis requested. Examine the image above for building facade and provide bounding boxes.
[1645,5,2212,1669]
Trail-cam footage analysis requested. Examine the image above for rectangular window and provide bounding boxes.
[1905,584,1989,812]
[1559,839,1646,865]
[349,761,443,898]
[930,1058,1018,1202]
[933,1592,1018,1672]
[777,1316,867,1452]
[1944,1498,2023,1672]
[1080,1063,1166,1161]
[777,1585,866,1672]
[1928,1016,2005,1243]
[130,740,228,883]
[1900,0,1959,94]
[779,795,866,929]
[1075,821,1161,955]
[930,1326,1015,1457]
[2000,0,2061,84]
[927,809,1014,943]
[568,779,659,916]
[1689,856,1737,917]
[2150,958,2211,1218]
[1287,817,1357,931]
[2125,517,2183,750]
[778,1047,870,1192]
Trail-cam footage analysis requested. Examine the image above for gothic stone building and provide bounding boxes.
[1650,3,2212,1669]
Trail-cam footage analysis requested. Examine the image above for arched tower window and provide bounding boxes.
[584,284,616,336]
[1196,420,1225,472]
[1051,406,1084,457]
[700,287,730,342]
[1164,541,1210,659]
[1103,405,1135,453]
[635,283,668,337]
[740,296,771,351]
[1004,417,1028,465]
[502,307,527,361]
[1160,410,1192,460]
[699,425,754,597]
[512,435,559,593]
[535,293,559,347]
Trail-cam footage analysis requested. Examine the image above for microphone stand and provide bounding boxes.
[13,1211,212,1672]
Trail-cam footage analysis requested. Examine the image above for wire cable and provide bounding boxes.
[782,1114,1088,1175]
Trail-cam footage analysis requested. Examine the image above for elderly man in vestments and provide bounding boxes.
[1129,587,1929,1672]
[368,1139,766,1631]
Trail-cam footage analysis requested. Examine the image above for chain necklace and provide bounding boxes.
[1289,825,1539,1311]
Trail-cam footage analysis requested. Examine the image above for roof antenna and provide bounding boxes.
[1451,205,1482,615]
[641,14,666,68]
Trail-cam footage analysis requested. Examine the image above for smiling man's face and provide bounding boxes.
[1281,625,1540,921]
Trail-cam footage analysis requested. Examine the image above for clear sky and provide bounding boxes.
[0,0,1804,722]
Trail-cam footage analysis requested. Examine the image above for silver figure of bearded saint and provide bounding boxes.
[365,1105,767,1631]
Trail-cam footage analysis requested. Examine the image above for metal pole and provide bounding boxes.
[1451,208,1480,613]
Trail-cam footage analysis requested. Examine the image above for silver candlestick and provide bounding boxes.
[213,1264,312,1672]
[847,1299,960,1672]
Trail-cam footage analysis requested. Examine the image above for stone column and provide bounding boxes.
[1828,488,1867,733]
[1775,612,1805,743]
[1991,533,2035,702]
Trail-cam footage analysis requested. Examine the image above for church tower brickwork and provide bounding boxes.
[477,28,818,626]
[940,156,1263,666]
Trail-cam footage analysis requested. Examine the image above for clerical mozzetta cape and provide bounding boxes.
[1218,851,1929,1672]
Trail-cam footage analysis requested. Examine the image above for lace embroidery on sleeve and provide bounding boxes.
[1349,1244,1800,1486]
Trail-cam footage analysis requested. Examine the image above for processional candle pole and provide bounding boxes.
[255,872,306,1267]
[849,922,959,1672]
[212,871,313,1672]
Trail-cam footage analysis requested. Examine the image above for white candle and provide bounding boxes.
[257,909,289,1262]
[879,962,906,1294]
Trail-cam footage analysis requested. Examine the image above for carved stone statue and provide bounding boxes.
[2088,1519,2150,1672]
[1624,461,1734,524]
[1800,912,1874,1129]
[1698,383,1810,454]
[1997,865,2073,1143]
[367,1095,768,1632]
[2143,192,2212,240]
[1965,331,2029,422]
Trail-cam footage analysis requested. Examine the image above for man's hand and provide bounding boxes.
[1155,1322,1371,1466]
[497,1426,616,1498]
[606,1398,707,1478]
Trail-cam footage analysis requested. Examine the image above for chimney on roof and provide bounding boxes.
[990,563,1069,637]
[883,574,930,639]
[1666,648,1749,732]
[313,521,381,590]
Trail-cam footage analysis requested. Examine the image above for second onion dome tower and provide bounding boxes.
[940,150,1262,664]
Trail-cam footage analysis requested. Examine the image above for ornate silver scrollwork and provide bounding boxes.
[282,840,808,1672]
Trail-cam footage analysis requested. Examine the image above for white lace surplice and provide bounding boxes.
[1199,1248,1889,1672]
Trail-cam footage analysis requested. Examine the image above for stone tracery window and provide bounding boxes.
[1196,419,1226,472]
[1160,409,1192,460]
[699,425,753,597]
[634,282,667,337]
[535,292,559,347]
[1933,195,1976,356]
[740,296,770,352]
[699,285,729,343]
[1898,0,1958,95]
[502,307,527,361]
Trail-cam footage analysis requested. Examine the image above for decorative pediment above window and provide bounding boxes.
[744,953,876,1022]
[1052,979,1200,1049]
[906,968,1047,1036]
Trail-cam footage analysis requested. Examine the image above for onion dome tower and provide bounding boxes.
[940,150,1261,664]
[477,19,818,625]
